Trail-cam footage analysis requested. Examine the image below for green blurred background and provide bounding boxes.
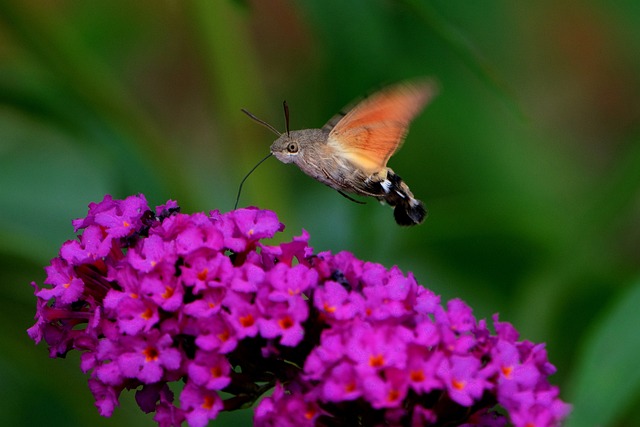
[1,1,639,426]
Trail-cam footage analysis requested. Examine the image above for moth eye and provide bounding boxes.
[287,142,299,153]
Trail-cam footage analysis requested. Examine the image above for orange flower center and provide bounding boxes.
[202,395,216,410]
[323,303,337,313]
[278,316,294,330]
[239,314,255,328]
[410,370,425,382]
[143,346,159,362]
[141,307,154,320]
[387,389,401,402]
[452,379,466,391]
[501,365,513,379]
[161,286,174,299]
[217,329,230,342]
[197,268,209,281]
[210,366,223,378]
[304,403,316,420]
[345,381,356,393]
[369,354,385,368]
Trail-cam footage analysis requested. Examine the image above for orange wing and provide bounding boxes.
[326,79,437,174]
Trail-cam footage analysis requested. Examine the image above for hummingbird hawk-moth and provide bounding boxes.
[240,79,437,226]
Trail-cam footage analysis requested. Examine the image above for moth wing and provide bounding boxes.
[325,79,437,174]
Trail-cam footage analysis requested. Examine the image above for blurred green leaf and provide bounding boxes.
[0,110,112,263]
[186,0,283,210]
[401,0,521,115]
[0,1,196,208]
[565,278,640,427]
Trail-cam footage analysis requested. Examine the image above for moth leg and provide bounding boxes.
[337,190,366,205]
[321,169,380,205]
[320,168,367,205]
[320,168,346,189]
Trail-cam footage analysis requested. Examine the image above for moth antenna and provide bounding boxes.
[283,101,291,137]
[234,152,273,210]
[241,109,281,136]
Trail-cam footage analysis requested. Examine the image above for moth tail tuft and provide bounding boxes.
[381,170,427,226]
[393,198,427,226]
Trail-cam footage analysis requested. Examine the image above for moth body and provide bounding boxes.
[270,128,427,226]
[271,129,366,192]
[258,79,436,226]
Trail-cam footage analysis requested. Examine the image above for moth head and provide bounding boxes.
[270,134,302,164]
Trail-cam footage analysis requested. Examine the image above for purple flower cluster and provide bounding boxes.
[28,195,570,427]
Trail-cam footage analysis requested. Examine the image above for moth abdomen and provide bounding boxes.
[377,171,426,226]
[393,198,427,226]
